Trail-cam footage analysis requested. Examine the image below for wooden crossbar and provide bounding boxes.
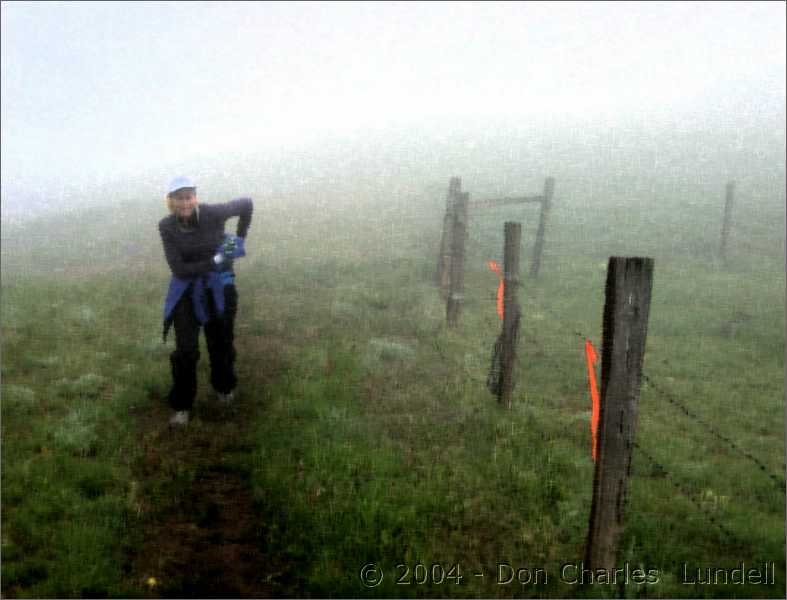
[470,196,544,210]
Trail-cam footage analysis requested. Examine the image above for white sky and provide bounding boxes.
[1,0,785,199]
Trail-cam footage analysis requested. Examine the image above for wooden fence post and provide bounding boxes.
[529,177,555,278]
[585,256,654,570]
[437,177,461,297]
[446,191,469,328]
[498,222,522,409]
[719,181,735,264]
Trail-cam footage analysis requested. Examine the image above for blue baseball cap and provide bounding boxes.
[167,176,196,195]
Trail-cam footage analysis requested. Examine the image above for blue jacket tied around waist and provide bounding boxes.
[162,235,245,341]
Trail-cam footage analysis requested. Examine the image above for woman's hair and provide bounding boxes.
[165,192,199,214]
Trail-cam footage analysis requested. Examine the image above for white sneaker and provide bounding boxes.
[169,410,190,426]
[217,391,235,405]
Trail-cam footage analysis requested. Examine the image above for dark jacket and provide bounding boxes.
[158,198,253,279]
[159,198,253,339]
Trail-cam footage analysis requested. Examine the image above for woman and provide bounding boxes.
[159,176,253,426]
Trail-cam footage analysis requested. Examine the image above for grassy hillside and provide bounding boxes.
[1,158,784,597]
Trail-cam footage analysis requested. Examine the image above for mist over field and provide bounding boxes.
[2,113,784,281]
[2,103,785,224]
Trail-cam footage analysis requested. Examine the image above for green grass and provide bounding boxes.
[1,277,154,597]
[1,177,784,597]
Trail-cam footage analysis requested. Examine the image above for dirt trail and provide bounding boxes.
[129,337,288,598]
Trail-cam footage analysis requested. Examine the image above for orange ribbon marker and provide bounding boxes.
[487,260,504,320]
[585,339,600,461]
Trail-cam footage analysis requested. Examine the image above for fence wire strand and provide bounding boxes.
[439,195,782,558]
[426,294,777,554]
[526,297,786,493]
[632,441,747,552]
[516,326,755,552]
[640,373,786,491]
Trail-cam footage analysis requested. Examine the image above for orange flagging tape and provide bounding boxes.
[585,339,600,461]
[487,260,504,320]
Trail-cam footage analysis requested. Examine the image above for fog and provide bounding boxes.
[1,6,785,595]
[1,1,785,223]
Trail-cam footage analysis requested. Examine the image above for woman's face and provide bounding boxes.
[171,188,197,219]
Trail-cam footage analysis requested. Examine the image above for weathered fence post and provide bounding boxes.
[585,256,654,571]
[498,222,522,409]
[437,177,461,297]
[446,191,469,328]
[529,177,555,278]
[719,181,735,264]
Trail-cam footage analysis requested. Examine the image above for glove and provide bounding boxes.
[213,235,244,271]
[219,235,246,259]
[222,236,237,257]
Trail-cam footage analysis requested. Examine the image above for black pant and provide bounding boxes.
[168,285,238,411]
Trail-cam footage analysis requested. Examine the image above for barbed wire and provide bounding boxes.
[633,441,747,552]
[423,310,775,554]
[525,296,786,493]
[507,328,755,552]
[441,212,782,552]
[640,374,786,492]
[427,286,785,501]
